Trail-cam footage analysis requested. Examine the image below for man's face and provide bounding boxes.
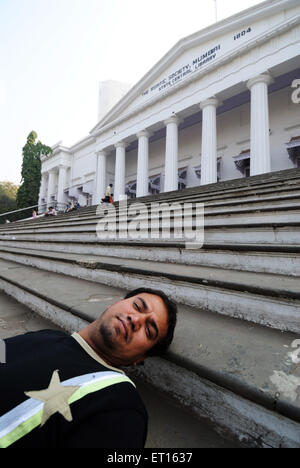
[93,293,169,366]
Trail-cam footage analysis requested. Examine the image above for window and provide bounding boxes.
[217,159,221,182]
[148,174,161,195]
[233,150,251,178]
[194,158,222,182]
[178,167,187,190]
[194,165,201,180]
[286,136,300,167]
[125,181,137,199]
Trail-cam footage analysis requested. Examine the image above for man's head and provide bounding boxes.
[109,183,113,188]
[79,288,177,367]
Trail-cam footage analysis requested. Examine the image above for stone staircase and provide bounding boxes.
[0,167,299,448]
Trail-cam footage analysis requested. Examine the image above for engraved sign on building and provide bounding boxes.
[142,44,221,98]
[141,27,253,99]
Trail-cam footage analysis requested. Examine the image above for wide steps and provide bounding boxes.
[2,183,300,230]
[2,199,300,233]
[1,168,300,447]
[1,167,300,233]
[0,240,300,276]
[0,257,299,447]
[1,223,299,246]
[0,246,299,334]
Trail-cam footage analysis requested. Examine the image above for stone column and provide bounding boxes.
[200,97,219,185]
[136,130,150,198]
[247,73,272,176]
[57,165,68,208]
[94,151,107,205]
[47,169,57,207]
[38,172,48,212]
[164,116,180,192]
[114,142,126,202]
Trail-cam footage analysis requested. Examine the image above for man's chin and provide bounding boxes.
[99,323,118,350]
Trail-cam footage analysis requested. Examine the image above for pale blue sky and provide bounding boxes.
[0,0,264,184]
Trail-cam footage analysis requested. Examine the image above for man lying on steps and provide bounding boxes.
[0,288,177,448]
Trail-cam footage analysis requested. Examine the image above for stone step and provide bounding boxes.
[121,175,300,209]
[2,197,300,236]
[0,246,299,334]
[0,257,299,448]
[2,169,300,232]
[1,223,299,245]
[0,239,299,276]
[130,184,300,212]
[122,168,300,205]
[2,205,300,240]
[2,184,300,233]
[134,167,300,200]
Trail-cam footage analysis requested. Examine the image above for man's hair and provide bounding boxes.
[124,288,177,358]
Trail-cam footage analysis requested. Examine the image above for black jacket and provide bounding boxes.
[0,330,148,448]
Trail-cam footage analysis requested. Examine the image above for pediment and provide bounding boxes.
[91,35,224,132]
[90,0,300,134]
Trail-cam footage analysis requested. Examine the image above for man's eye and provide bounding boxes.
[134,302,140,312]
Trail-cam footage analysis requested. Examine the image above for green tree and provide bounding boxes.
[0,186,17,222]
[16,131,52,209]
[0,181,19,200]
[0,181,19,223]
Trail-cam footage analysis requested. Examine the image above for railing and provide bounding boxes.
[0,202,69,223]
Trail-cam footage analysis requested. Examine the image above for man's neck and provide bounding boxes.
[77,329,120,368]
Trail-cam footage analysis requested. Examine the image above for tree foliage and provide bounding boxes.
[16,131,52,209]
[0,181,19,200]
[0,181,19,223]
[0,186,17,222]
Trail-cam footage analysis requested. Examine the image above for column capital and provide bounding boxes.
[96,149,108,157]
[115,141,126,149]
[136,130,151,139]
[199,97,219,110]
[247,73,273,90]
[164,115,181,126]
[48,168,57,174]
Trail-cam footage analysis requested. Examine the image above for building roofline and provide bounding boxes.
[90,0,298,135]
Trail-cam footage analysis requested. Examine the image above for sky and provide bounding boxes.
[0,0,265,185]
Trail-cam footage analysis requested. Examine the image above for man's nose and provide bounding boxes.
[127,313,142,331]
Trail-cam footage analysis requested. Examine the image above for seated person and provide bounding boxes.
[45,207,57,217]
[72,200,81,210]
[65,202,74,213]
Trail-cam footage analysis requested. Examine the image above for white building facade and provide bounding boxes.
[39,0,300,210]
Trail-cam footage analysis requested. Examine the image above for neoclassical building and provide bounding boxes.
[39,0,300,210]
